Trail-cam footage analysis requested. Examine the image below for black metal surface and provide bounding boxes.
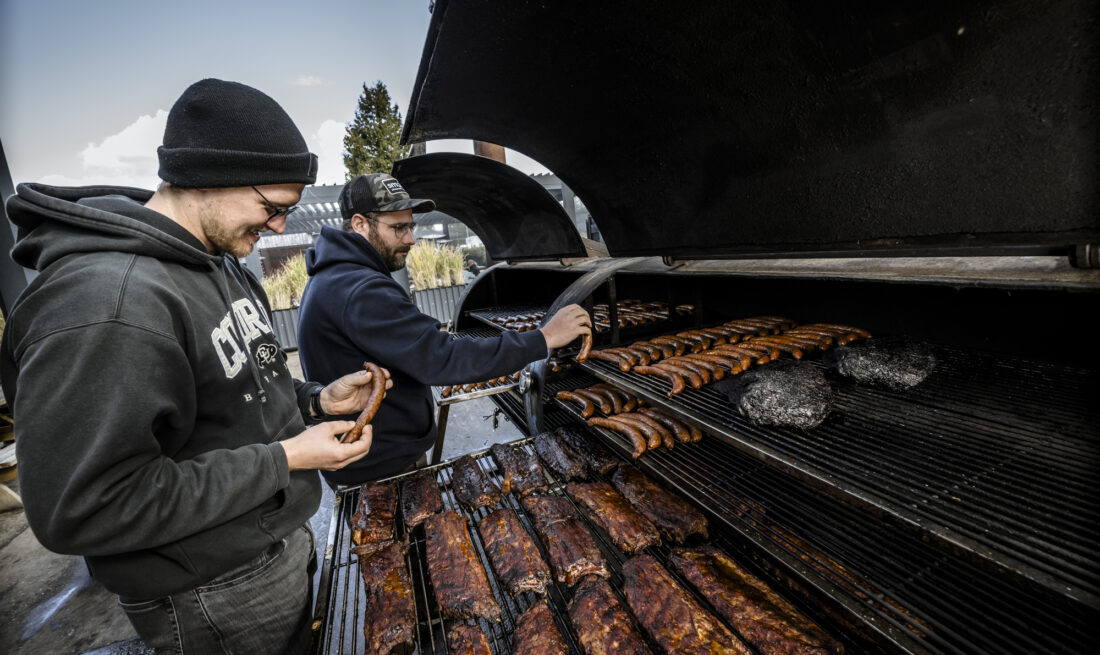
[313,441,866,655]
[566,345,1100,608]
[393,154,586,262]
[404,0,1099,260]
[543,372,1100,653]
[466,305,550,332]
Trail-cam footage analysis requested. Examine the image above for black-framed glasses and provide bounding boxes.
[252,186,300,221]
[367,215,415,238]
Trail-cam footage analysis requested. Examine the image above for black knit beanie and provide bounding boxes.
[157,78,318,188]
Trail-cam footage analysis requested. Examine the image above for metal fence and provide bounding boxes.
[412,284,467,327]
[272,307,300,351]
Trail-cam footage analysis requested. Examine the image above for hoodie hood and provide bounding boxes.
[5,182,215,272]
[306,225,391,281]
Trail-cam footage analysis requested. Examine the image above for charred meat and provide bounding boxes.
[400,469,442,530]
[351,481,397,546]
[521,494,609,586]
[566,481,661,554]
[533,430,588,481]
[451,454,501,512]
[424,511,501,621]
[446,623,492,655]
[568,576,651,655]
[669,545,843,654]
[555,425,619,475]
[611,464,708,543]
[489,442,547,497]
[476,508,552,595]
[622,554,750,655]
[357,540,414,655]
[513,599,570,655]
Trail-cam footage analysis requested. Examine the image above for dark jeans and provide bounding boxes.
[119,524,316,655]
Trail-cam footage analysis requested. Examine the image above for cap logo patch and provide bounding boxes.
[383,179,405,195]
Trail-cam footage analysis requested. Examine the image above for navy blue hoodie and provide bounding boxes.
[0,183,320,600]
[298,226,546,484]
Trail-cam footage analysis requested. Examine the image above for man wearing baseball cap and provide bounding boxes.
[297,173,592,485]
[1,79,387,653]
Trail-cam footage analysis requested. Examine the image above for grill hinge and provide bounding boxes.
[1070,243,1100,269]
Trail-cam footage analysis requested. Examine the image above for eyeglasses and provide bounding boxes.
[367,215,416,238]
[252,187,300,221]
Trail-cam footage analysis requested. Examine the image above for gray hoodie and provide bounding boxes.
[0,183,320,600]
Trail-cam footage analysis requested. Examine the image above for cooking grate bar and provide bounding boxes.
[574,348,1100,604]
[467,305,550,332]
[560,401,1099,654]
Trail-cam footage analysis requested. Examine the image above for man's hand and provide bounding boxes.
[320,366,393,416]
[280,421,373,471]
[539,303,592,349]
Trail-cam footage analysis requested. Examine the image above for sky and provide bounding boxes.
[0,0,551,190]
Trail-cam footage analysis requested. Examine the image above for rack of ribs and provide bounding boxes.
[622,554,750,654]
[446,623,492,655]
[533,430,589,481]
[669,545,844,654]
[513,599,570,655]
[612,464,708,543]
[357,540,415,655]
[521,494,609,586]
[451,454,502,512]
[489,442,548,497]
[423,511,501,621]
[351,481,398,547]
[555,425,620,475]
[476,508,552,595]
[568,576,652,655]
[566,481,662,554]
[400,469,443,530]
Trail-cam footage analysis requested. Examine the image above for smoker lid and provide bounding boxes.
[392,153,587,261]
[403,0,1098,259]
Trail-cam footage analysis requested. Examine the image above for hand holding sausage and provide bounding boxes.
[281,420,373,471]
[318,365,393,416]
[539,303,592,350]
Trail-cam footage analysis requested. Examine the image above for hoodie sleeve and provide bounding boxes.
[342,277,548,385]
[11,320,288,557]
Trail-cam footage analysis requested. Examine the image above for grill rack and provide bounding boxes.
[573,344,1100,608]
[467,305,550,332]
[544,354,1100,653]
[311,440,861,655]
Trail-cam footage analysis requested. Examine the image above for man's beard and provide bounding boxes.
[199,202,257,258]
[368,225,409,272]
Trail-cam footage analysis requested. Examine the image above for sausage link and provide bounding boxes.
[556,390,595,418]
[341,362,385,444]
[585,385,623,414]
[636,407,692,443]
[576,332,593,362]
[610,413,671,450]
[572,388,613,415]
[622,346,652,366]
[587,417,647,458]
[654,361,704,389]
[632,365,687,396]
[744,336,804,359]
[668,355,724,382]
[587,349,633,372]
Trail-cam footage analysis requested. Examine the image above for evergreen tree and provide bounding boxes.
[343,81,411,178]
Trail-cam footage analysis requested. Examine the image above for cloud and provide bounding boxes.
[72,109,167,188]
[307,119,348,185]
[292,76,324,87]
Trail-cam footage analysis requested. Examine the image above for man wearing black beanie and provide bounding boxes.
[1,78,386,654]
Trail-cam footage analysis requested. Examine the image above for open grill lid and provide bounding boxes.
[392,153,587,261]
[402,0,1098,260]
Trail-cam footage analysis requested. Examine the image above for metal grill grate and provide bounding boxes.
[467,305,550,331]
[573,345,1100,606]
[312,441,862,655]
[542,353,1100,653]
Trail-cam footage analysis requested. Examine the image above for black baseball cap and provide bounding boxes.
[339,173,435,220]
